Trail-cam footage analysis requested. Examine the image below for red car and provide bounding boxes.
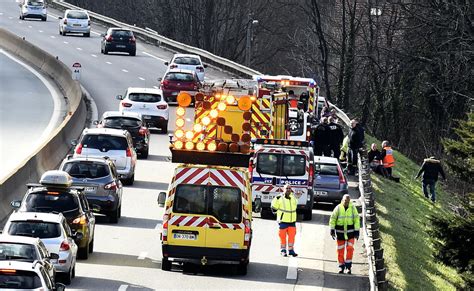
[159,69,201,103]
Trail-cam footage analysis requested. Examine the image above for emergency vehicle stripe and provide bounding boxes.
[190,216,207,227]
[180,168,208,185]
[179,216,194,226]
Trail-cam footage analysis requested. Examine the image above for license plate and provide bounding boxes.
[143,115,151,119]
[173,233,196,240]
[84,187,96,193]
[316,191,328,196]
[116,45,126,48]
[73,24,81,26]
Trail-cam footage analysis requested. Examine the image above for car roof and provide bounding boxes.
[109,27,132,31]
[165,68,195,74]
[314,156,339,164]
[102,111,142,120]
[65,9,88,14]
[8,212,64,224]
[0,260,43,273]
[173,54,201,59]
[64,156,110,164]
[126,87,163,95]
[83,127,128,136]
[0,235,41,245]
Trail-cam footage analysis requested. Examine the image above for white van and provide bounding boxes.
[19,0,47,21]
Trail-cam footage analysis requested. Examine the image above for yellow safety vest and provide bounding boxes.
[271,194,298,223]
[329,202,360,240]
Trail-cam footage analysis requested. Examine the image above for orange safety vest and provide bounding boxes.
[382,146,395,168]
[289,99,298,108]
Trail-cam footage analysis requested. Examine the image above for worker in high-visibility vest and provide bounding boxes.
[329,194,360,274]
[381,140,395,178]
[271,183,298,257]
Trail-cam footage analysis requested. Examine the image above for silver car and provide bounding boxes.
[73,128,137,185]
[19,0,47,21]
[59,9,91,37]
[313,156,349,204]
[3,212,79,285]
[59,156,123,223]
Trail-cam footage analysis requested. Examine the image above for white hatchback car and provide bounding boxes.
[73,128,137,185]
[0,260,65,290]
[117,87,169,133]
[58,9,90,37]
[3,212,79,285]
[19,0,47,21]
[165,54,207,81]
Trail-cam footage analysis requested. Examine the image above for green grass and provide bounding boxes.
[365,136,466,290]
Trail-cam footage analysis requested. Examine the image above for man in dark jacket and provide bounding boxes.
[347,119,365,175]
[312,117,329,156]
[415,157,446,202]
[327,117,344,159]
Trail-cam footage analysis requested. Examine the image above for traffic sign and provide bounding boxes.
[72,62,82,81]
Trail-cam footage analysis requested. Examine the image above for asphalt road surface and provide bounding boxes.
[0,0,369,289]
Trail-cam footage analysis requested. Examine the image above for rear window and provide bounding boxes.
[111,30,133,37]
[315,163,339,176]
[24,192,80,218]
[82,134,128,151]
[103,117,141,128]
[0,270,42,289]
[128,93,161,103]
[63,161,110,179]
[257,153,306,176]
[27,1,44,6]
[174,184,242,223]
[67,11,88,19]
[164,73,195,82]
[8,221,61,239]
[173,57,201,65]
[0,243,37,261]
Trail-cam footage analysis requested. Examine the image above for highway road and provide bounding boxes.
[0,0,369,289]
[0,48,65,180]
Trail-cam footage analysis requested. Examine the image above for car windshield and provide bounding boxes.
[164,73,194,82]
[257,153,306,176]
[0,243,38,261]
[63,161,110,179]
[174,184,242,223]
[8,221,61,239]
[128,93,161,103]
[173,57,200,65]
[0,270,42,289]
[82,134,128,150]
[27,1,44,6]
[24,192,80,218]
[315,163,339,176]
[67,11,88,19]
[111,30,132,37]
[103,117,141,128]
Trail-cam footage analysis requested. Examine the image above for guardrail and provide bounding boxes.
[0,28,87,225]
[49,1,385,288]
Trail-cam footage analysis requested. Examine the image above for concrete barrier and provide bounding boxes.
[0,28,87,225]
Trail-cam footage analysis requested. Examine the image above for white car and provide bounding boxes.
[59,9,90,37]
[0,261,65,290]
[73,128,137,185]
[0,235,57,283]
[19,0,47,21]
[165,54,207,81]
[117,87,169,133]
[3,212,79,285]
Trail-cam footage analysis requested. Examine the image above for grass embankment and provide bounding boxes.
[366,136,465,290]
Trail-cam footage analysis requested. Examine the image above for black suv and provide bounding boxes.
[11,171,97,260]
[95,111,150,158]
[100,27,136,56]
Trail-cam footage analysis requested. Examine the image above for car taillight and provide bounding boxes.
[121,102,132,108]
[244,219,251,247]
[126,148,132,157]
[75,143,83,154]
[337,165,346,184]
[60,241,70,251]
[169,64,178,69]
[162,215,169,242]
[72,215,87,225]
[308,164,314,186]
[157,104,167,110]
[104,181,117,190]
[196,66,204,72]
[129,37,136,44]
[139,127,148,136]
[105,35,113,41]
[161,79,169,88]
[87,20,91,26]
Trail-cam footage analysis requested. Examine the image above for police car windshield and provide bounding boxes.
[25,192,80,218]
[174,185,242,223]
[0,270,42,289]
[8,221,61,239]
[0,243,38,261]
[257,153,306,176]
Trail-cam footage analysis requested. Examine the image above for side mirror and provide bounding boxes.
[10,200,21,209]
[49,253,59,260]
[58,16,62,20]
[72,231,84,243]
[91,204,101,212]
[157,192,166,207]
[55,282,66,291]
[71,139,78,146]
[164,62,169,66]
[100,33,105,37]
[116,95,123,100]
[271,177,277,186]
[253,198,262,213]
[93,120,99,125]
[203,64,208,68]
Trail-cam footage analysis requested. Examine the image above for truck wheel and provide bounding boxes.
[236,261,248,275]
[161,257,172,271]
[161,121,168,134]
[140,148,149,159]
[109,207,120,223]
[303,208,313,221]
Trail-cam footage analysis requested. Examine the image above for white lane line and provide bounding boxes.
[9,16,13,19]
[0,13,3,16]
[122,69,128,73]
[63,41,69,44]
[142,51,167,62]
[154,223,162,230]
[28,25,32,28]
[48,14,59,20]
[106,61,112,65]
[153,86,159,89]
[138,77,145,81]
[137,252,147,260]
[91,30,101,35]
[118,285,128,291]
[91,54,97,58]
[38,30,43,33]
[286,222,302,280]
[76,47,82,51]
[50,35,55,39]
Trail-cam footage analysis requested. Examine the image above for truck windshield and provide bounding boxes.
[173,184,242,223]
[257,153,306,177]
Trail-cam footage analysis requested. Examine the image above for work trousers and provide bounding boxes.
[279,226,296,250]
[347,148,359,174]
[330,145,341,160]
[336,238,355,269]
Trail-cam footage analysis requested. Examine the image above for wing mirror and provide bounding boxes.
[115,95,123,100]
[72,231,84,243]
[49,253,59,260]
[157,192,166,207]
[100,33,105,37]
[203,64,208,68]
[58,16,62,20]
[271,177,277,186]
[164,62,169,66]
[93,120,99,125]
[10,200,21,209]
[70,139,78,146]
[253,198,262,213]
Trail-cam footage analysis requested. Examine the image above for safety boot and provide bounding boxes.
[288,250,298,257]
[280,249,287,257]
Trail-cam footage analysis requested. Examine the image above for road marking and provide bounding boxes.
[137,252,147,260]
[92,30,101,35]
[286,222,302,280]
[153,86,159,89]
[122,69,128,73]
[154,223,162,230]
[38,30,43,33]
[0,13,3,16]
[63,41,69,44]
[50,35,55,39]
[142,51,167,62]
[138,77,145,81]
[9,16,13,19]
[48,14,59,19]
[106,61,112,65]
[76,47,82,51]
[91,54,97,58]
[118,285,128,291]
[28,25,32,28]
